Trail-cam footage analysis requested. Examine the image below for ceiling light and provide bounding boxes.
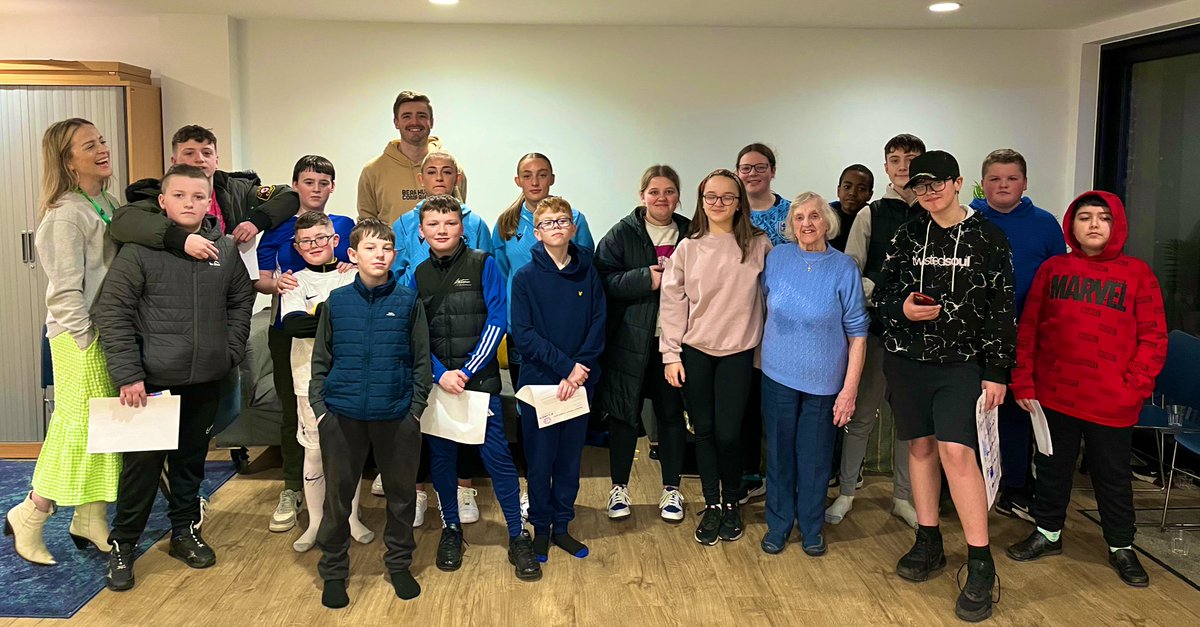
[430,0,459,5]
[929,2,961,12]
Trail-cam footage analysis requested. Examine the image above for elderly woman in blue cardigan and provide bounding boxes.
[760,191,869,556]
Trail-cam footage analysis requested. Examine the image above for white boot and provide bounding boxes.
[69,501,111,552]
[5,492,56,565]
[825,495,854,525]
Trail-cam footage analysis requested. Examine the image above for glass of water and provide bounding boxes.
[1172,529,1189,556]
[1166,404,1192,428]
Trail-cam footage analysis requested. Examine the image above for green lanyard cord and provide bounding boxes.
[76,187,116,225]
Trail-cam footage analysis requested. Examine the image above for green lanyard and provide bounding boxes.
[76,187,116,225]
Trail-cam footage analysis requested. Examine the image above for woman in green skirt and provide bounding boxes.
[4,118,122,564]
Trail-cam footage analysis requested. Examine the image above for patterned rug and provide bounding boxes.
[0,460,237,618]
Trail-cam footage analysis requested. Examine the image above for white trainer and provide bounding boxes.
[825,494,854,525]
[607,484,632,519]
[270,489,300,532]
[659,487,685,522]
[458,487,480,524]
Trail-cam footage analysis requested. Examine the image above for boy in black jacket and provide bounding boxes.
[874,151,1016,623]
[93,164,255,592]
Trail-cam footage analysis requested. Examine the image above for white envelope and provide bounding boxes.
[975,392,1003,511]
[88,394,181,454]
[515,385,589,429]
[1026,400,1054,456]
[419,388,489,445]
[235,234,259,280]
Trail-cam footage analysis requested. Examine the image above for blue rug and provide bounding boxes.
[0,460,237,619]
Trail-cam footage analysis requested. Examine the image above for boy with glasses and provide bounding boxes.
[874,150,1015,622]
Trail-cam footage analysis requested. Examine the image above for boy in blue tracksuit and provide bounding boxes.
[253,156,355,534]
[968,149,1065,520]
[510,196,606,564]
[391,151,492,282]
[408,195,541,582]
[308,219,432,608]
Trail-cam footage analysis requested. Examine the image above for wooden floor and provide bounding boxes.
[5,443,1200,626]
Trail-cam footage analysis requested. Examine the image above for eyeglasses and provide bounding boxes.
[535,217,573,231]
[702,194,739,207]
[295,234,334,250]
[911,179,950,196]
[737,164,770,175]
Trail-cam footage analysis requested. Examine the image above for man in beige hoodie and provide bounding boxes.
[356,90,466,224]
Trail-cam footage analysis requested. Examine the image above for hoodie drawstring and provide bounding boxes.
[919,213,966,296]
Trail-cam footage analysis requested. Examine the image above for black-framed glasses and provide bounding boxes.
[702,193,739,207]
[536,217,573,231]
[295,234,334,250]
[911,179,950,196]
[737,163,770,175]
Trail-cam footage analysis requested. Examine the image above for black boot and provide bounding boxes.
[508,531,542,581]
[106,541,136,591]
[896,527,946,582]
[1006,530,1062,562]
[1109,548,1149,587]
[955,559,998,622]
[436,524,464,572]
[169,524,216,568]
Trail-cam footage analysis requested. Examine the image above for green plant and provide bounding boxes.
[972,181,984,200]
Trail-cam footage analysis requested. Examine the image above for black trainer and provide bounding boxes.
[508,531,542,581]
[169,524,216,568]
[718,502,744,542]
[896,529,946,581]
[955,559,998,623]
[695,505,723,546]
[1109,548,1149,587]
[995,489,1034,523]
[436,524,464,572]
[106,541,136,591]
[1006,530,1062,562]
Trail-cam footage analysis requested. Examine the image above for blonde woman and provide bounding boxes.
[4,118,121,564]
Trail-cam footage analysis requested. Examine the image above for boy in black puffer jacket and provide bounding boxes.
[93,164,256,593]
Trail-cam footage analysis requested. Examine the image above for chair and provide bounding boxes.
[1136,329,1200,530]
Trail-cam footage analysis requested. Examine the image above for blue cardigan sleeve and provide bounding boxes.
[840,258,870,338]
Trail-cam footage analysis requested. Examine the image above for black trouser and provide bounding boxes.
[742,368,764,480]
[610,353,687,487]
[317,413,421,580]
[110,380,220,544]
[1033,407,1135,548]
[268,326,302,492]
[680,345,753,505]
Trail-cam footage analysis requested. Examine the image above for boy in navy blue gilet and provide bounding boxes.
[308,219,431,608]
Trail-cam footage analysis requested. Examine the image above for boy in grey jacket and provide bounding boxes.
[93,164,256,592]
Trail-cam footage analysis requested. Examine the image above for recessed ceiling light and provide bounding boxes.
[929,2,962,12]
[430,0,459,5]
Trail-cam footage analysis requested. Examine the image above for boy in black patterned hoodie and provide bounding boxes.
[874,151,1015,623]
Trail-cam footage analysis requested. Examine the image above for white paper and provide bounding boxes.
[419,388,489,445]
[975,392,1002,511]
[87,394,181,454]
[235,234,260,280]
[515,385,589,429]
[1026,400,1054,456]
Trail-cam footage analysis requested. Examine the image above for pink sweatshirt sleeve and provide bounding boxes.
[658,239,690,364]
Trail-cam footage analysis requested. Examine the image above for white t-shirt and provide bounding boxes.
[644,221,679,336]
[280,267,357,395]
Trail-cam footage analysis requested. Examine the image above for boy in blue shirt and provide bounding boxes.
[409,194,540,581]
[968,148,1065,520]
[308,219,431,608]
[254,156,355,535]
[511,197,606,563]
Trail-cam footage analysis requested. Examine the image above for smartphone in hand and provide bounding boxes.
[912,292,938,306]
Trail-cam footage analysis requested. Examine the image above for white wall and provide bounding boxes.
[0,13,240,172]
[236,21,1073,233]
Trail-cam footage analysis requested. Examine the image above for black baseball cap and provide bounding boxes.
[904,150,960,188]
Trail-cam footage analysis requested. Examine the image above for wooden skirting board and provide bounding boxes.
[0,443,42,460]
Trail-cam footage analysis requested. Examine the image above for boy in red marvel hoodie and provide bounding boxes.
[1006,191,1167,588]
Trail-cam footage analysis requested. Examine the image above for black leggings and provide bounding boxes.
[609,353,687,487]
[680,345,754,505]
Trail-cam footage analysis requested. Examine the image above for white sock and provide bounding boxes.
[349,483,373,542]
[296,447,324,547]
